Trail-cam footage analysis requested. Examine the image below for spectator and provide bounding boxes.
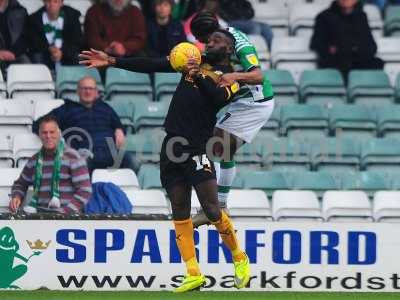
[219,0,273,50]
[171,0,198,21]
[146,0,186,57]
[84,0,146,58]
[310,0,384,79]
[33,76,134,174]
[10,115,91,214]
[27,0,83,71]
[0,0,30,77]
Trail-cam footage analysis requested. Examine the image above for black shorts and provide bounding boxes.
[160,135,216,190]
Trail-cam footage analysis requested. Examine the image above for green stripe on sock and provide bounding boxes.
[220,161,235,168]
[218,185,231,193]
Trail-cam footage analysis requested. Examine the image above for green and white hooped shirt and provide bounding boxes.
[227,26,274,102]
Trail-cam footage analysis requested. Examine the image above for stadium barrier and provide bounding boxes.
[1,218,399,292]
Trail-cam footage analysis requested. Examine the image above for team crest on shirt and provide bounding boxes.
[246,54,259,65]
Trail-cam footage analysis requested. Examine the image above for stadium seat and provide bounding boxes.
[252,1,289,36]
[289,3,326,37]
[376,37,400,85]
[242,170,291,198]
[248,34,270,67]
[376,104,400,138]
[33,99,64,121]
[7,64,55,100]
[18,0,42,14]
[108,98,136,133]
[328,104,377,140]
[363,4,384,36]
[227,190,272,221]
[0,71,6,99]
[270,37,317,82]
[347,70,395,106]
[234,137,264,168]
[0,134,14,168]
[13,133,41,167]
[0,168,23,212]
[373,191,400,222]
[133,101,169,132]
[341,171,391,198]
[154,72,181,102]
[280,104,329,139]
[299,69,346,104]
[56,66,103,101]
[263,70,298,105]
[322,191,373,222]
[396,73,400,102]
[125,130,165,171]
[360,138,400,172]
[289,171,339,199]
[384,5,400,36]
[91,169,140,192]
[259,104,280,138]
[311,137,361,172]
[137,164,162,190]
[261,137,312,171]
[105,68,152,101]
[124,190,170,216]
[0,100,33,135]
[272,190,322,221]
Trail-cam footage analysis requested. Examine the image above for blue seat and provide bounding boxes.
[242,170,291,198]
[138,164,162,190]
[376,104,400,138]
[263,70,298,105]
[341,171,391,198]
[360,138,400,172]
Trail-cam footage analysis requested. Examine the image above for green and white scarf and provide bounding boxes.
[42,10,64,49]
[24,140,65,213]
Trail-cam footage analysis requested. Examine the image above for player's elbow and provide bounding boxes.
[251,68,264,84]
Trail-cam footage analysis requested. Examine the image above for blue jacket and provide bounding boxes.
[85,182,132,214]
[33,99,123,167]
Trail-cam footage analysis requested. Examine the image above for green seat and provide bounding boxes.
[348,70,394,106]
[289,170,339,199]
[263,70,298,105]
[360,138,400,172]
[125,131,164,170]
[311,137,361,172]
[384,5,400,36]
[133,101,169,132]
[396,73,400,101]
[260,105,280,138]
[242,170,291,198]
[138,164,162,189]
[108,99,135,132]
[376,104,400,138]
[235,136,264,167]
[329,104,377,139]
[105,68,152,100]
[261,136,312,172]
[56,66,103,100]
[280,104,329,138]
[341,171,391,198]
[154,72,181,101]
[299,69,346,104]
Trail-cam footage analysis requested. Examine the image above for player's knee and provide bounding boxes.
[203,204,221,222]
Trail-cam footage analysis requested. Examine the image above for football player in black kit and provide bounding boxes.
[79,29,250,293]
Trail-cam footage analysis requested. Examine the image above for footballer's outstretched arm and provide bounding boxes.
[79,49,174,73]
[221,67,264,86]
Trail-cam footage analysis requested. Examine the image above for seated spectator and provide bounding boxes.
[10,115,91,214]
[33,76,134,174]
[146,0,186,57]
[27,0,83,71]
[84,0,146,58]
[0,0,30,77]
[171,0,199,21]
[219,0,273,50]
[310,0,384,79]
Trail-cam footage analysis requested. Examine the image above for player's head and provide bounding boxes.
[205,29,234,65]
[190,11,219,43]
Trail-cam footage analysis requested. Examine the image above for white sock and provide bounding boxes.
[217,161,236,208]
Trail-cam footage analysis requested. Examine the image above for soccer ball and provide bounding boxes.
[169,42,201,72]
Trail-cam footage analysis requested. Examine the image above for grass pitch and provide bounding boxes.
[1,291,399,300]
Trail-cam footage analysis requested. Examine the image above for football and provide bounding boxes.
[169,42,201,72]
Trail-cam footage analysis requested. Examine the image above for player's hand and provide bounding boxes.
[186,57,200,77]
[79,48,110,68]
[9,195,22,213]
[219,72,238,87]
